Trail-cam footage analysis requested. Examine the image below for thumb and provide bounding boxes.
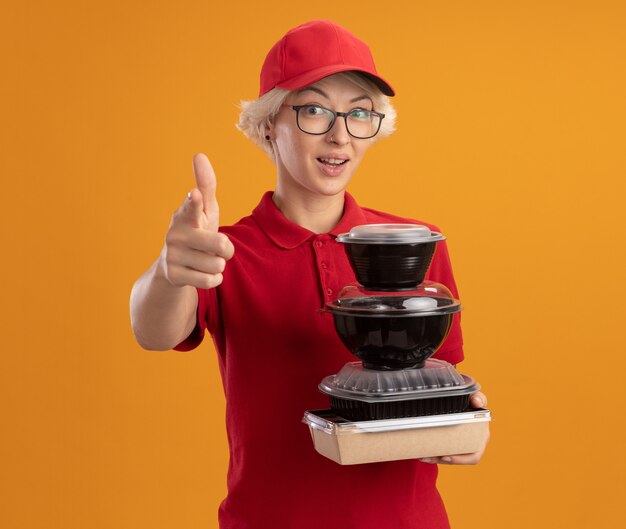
[193,153,219,232]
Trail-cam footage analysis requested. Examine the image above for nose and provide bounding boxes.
[326,115,350,145]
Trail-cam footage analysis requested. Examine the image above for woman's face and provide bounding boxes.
[269,75,377,199]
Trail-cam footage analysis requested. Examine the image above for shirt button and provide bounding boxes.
[321,261,328,269]
[315,241,324,248]
[326,288,333,296]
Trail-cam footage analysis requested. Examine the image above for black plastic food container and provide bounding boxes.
[326,283,461,370]
[319,360,480,420]
[331,308,453,369]
[336,224,445,290]
[328,394,471,420]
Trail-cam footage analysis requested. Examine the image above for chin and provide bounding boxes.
[314,179,350,197]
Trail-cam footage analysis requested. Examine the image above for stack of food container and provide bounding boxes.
[303,224,491,465]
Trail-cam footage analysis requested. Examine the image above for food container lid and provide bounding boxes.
[303,408,491,435]
[319,359,479,402]
[336,224,445,245]
[325,280,461,317]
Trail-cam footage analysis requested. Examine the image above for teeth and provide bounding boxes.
[319,158,347,165]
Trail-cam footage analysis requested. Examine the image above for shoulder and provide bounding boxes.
[359,206,442,234]
[218,214,261,243]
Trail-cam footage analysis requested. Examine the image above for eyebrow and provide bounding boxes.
[296,86,373,104]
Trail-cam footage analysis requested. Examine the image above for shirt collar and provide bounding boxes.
[251,191,368,249]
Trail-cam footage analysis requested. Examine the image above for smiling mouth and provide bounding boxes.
[317,157,348,166]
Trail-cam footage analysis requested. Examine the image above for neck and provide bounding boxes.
[272,186,345,234]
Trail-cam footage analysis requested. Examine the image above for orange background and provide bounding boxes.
[2,1,625,528]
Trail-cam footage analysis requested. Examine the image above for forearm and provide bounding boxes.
[130,251,199,351]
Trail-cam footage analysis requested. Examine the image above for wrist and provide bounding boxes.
[153,248,178,288]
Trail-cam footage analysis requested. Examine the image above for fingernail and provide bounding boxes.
[473,395,485,407]
[441,456,452,463]
[420,458,432,464]
[187,192,192,200]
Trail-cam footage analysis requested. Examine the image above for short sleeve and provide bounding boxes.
[172,286,219,351]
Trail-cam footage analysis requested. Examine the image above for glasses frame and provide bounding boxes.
[284,104,385,140]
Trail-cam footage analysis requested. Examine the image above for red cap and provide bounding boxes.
[259,20,395,97]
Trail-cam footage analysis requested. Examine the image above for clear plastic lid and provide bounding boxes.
[319,359,478,402]
[326,280,462,316]
[336,224,445,244]
[303,409,491,434]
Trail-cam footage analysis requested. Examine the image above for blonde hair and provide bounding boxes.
[237,72,397,162]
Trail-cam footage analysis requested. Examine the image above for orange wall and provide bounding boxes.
[2,1,625,528]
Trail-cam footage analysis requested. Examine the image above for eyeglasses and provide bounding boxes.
[284,104,385,139]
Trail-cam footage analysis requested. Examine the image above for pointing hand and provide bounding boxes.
[161,153,234,289]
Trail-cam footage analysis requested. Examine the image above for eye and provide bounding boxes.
[302,105,326,116]
[350,108,372,120]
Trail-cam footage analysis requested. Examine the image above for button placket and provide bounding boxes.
[313,236,335,305]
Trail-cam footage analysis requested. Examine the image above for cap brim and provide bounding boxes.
[275,64,395,96]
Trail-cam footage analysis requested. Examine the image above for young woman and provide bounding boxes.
[131,19,488,529]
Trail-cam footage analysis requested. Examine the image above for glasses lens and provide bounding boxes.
[346,110,381,139]
[296,106,334,134]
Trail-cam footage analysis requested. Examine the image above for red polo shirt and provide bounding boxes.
[175,191,463,529]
